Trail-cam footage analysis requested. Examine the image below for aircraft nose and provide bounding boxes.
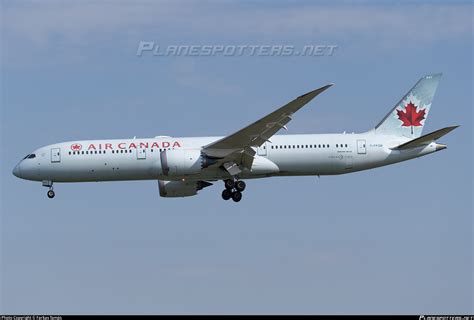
[12,163,21,178]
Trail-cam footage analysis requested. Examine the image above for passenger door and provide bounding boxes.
[357,140,367,154]
[257,142,267,156]
[137,148,146,160]
[51,148,61,163]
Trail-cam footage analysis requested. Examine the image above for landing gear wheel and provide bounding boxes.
[235,180,246,192]
[222,189,232,201]
[224,179,235,190]
[47,190,55,199]
[231,191,242,202]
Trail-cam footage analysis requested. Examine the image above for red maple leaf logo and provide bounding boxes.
[71,143,82,151]
[397,101,426,127]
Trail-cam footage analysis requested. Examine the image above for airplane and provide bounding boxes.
[12,73,458,202]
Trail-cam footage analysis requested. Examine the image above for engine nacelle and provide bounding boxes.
[161,149,202,176]
[158,180,212,197]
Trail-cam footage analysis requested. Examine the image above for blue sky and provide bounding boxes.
[1,0,472,314]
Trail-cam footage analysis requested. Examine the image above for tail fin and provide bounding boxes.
[375,73,442,138]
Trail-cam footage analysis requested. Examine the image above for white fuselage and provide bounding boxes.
[13,131,441,184]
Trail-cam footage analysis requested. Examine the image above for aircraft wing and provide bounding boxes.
[202,84,333,173]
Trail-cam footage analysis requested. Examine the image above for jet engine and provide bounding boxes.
[158,180,213,197]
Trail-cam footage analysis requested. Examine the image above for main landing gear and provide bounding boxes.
[221,178,246,202]
[43,180,55,199]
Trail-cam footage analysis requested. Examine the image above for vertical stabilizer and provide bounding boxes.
[375,74,441,138]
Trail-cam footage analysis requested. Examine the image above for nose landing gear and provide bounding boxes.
[47,189,55,199]
[42,180,55,199]
[222,178,246,202]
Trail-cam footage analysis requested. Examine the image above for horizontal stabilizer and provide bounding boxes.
[391,125,459,150]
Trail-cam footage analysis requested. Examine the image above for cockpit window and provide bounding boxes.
[24,154,36,159]
[23,154,30,160]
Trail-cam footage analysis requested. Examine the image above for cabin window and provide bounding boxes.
[345,144,348,147]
